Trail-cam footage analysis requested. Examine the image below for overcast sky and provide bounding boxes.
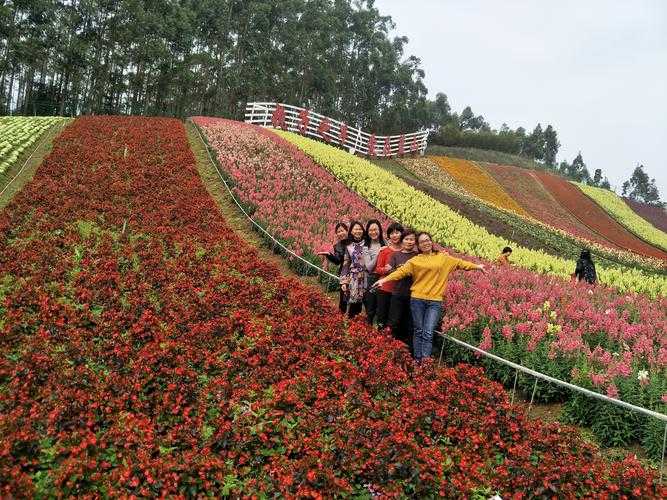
[374,0,667,197]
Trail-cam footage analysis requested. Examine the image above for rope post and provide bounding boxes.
[510,369,519,406]
[527,378,538,416]
[660,422,666,485]
[438,337,446,367]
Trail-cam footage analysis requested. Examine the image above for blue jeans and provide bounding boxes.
[410,298,442,360]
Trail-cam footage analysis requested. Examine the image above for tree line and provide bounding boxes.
[1,0,662,205]
[0,0,428,132]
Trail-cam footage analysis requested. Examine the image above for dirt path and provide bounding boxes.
[186,120,338,305]
[0,119,72,209]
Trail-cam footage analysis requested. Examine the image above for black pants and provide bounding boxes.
[388,294,412,351]
[363,274,379,324]
[348,301,363,318]
[338,289,347,314]
[375,290,392,329]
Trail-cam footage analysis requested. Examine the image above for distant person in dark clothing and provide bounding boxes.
[573,249,597,284]
[497,246,512,266]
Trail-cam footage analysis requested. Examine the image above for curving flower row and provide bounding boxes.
[533,170,667,261]
[624,198,667,233]
[0,116,65,175]
[482,162,621,250]
[431,156,529,216]
[2,116,664,496]
[399,157,666,273]
[192,117,388,261]
[278,130,667,297]
[576,182,667,252]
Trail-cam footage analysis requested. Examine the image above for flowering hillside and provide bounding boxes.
[4,116,666,496]
[624,198,667,234]
[532,170,667,261]
[431,156,529,216]
[398,157,665,273]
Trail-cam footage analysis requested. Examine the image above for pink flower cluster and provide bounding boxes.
[193,117,388,256]
[443,265,667,404]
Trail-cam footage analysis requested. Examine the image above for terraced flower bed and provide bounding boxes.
[279,130,667,296]
[431,156,529,216]
[394,158,665,273]
[192,117,388,265]
[481,162,617,248]
[624,198,667,234]
[533,170,667,261]
[276,130,667,458]
[0,116,64,175]
[4,116,665,496]
[577,182,667,252]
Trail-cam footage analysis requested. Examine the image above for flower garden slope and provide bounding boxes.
[277,130,667,297]
[192,117,388,259]
[533,170,667,261]
[199,122,666,457]
[624,198,667,233]
[0,116,64,175]
[200,122,666,412]
[481,162,620,250]
[431,156,530,217]
[398,157,665,273]
[577,182,667,252]
[3,117,664,496]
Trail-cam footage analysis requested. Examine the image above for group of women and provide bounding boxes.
[319,220,486,362]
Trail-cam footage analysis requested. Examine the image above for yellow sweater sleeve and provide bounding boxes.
[454,258,479,271]
[384,260,414,282]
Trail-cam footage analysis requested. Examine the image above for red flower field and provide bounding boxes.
[532,170,667,261]
[0,116,664,497]
[624,198,667,234]
[481,163,621,250]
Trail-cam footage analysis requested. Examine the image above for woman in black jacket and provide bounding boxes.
[318,222,349,313]
[573,249,597,284]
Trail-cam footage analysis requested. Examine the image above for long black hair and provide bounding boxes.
[364,219,386,247]
[344,220,366,245]
[579,249,592,261]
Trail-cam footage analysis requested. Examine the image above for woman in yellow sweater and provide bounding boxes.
[373,232,487,361]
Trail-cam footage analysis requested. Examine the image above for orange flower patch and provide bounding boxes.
[432,156,529,217]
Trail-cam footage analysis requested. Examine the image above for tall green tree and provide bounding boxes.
[523,123,545,161]
[543,124,559,167]
[622,165,663,206]
[567,152,591,183]
[1,0,428,132]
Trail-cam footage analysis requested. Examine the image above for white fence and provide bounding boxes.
[244,102,429,158]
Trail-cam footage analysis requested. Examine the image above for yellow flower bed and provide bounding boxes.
[576,182,667,252]
[275,130,667,297]
[432,156,529,217]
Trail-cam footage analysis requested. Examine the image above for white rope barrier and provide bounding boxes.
[192,118,667,481]
[436,330,667,423]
